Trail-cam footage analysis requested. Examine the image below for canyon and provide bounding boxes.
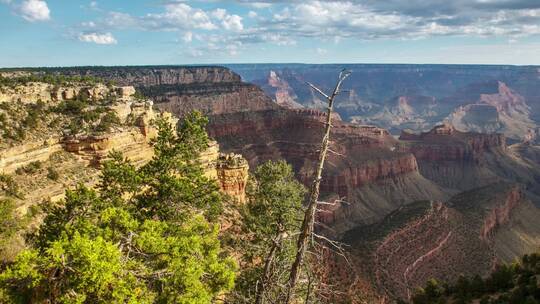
[2,65,540,302]
[230,64,540,142]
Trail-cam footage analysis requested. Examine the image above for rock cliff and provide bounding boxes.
[51,66,241,86]
[6,66,539,302]
[0,80,249,210]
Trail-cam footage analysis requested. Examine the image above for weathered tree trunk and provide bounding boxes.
[255,232,284,304]
[284,70,351,304]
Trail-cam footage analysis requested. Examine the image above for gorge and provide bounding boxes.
[1,64,540,302]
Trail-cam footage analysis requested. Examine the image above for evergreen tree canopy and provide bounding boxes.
[0,112,236,303]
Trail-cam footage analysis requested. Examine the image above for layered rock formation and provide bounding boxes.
[52,66,241,87]
[446,81,536,140]
[0,82,135,104]
[340,183,540,302]
[230,64,540,140]
[41,66,448,232]
[0,80,249,210]
[399,124,518,191]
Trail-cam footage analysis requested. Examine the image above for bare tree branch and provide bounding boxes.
[284,69,351,303]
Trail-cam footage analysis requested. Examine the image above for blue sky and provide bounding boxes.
[1,0,540,67]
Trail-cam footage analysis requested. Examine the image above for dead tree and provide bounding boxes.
[284,69,351,304]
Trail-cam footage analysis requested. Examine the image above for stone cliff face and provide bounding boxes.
[148,83,279,117]
[446,81,535,140]
[0,82,134,104]
[479,186,522,241]
[55,66,241,87]
[400,124,506,162]
[397,124,517,191]
[7,66,539,302]
[0,81,249,208]
[216,153,249,203]
[231,65,540,139]
[207,108,447,234]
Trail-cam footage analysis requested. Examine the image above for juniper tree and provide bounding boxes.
[0,111,236,303]
[233,161,306,304]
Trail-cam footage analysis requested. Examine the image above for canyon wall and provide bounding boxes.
[52,66,241,87]
[0,81,249,209]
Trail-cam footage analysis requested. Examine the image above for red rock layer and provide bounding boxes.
[400,124,506,162]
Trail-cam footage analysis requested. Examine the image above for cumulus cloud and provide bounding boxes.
[145,3,217,30]
[18,0,50,22]
[70,0,540,56]
[221,14,244,31]
[258,0,540,40]
[85,3,244,33]
[78,32,117,44]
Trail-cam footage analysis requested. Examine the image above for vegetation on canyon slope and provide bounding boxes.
[0,112,236,303]
[406,252,540,304]
[0,110,316,303]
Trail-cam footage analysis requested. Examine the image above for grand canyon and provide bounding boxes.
[1,64,539,303]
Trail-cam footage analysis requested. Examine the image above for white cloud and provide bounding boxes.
[221,14,243,31]
[316,48,328,55]
[146,3,217,30]
[212,8,244,32]
[19,0,50,22]
[81,21,96,28]
[78,32,117,45]
[248,2,272,9]
[212,8,227,20]
[182,31,193,42]
[248,11,257,18]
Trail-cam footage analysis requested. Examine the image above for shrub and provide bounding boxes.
[15,161,42,175]
[53,99,87,115]
[46,167,59,181]
[95,111,121,132]
[0,174,23,198]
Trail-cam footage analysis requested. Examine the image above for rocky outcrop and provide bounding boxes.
[480,186,522,241]
[0,138,63,174]
[216,153,249,203]
[265,70,303,108]
[148,83,279,117]
[397,124,540,193]
[47,66,448,231]
[207,108,447,234]
[0,81,249,208]
[0,82,128,104]
[446,81,535,140]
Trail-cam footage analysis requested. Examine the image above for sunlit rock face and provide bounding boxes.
[0,80,248,210]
